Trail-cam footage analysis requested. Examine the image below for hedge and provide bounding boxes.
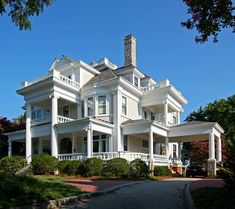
[129,159,149,178]
[154,166,172,176]
[0,156,24,174]
[31,153,59,175]
[103,158,129,177]
[82,158,103,177]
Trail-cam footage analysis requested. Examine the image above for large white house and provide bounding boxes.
[6,35,224,175]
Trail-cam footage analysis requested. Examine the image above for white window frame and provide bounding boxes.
[87,97,94,116]
[98,95,107,115]
[122,96,127,116]
[134,75,139,88]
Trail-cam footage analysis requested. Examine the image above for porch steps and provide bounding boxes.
[16,164,31,175]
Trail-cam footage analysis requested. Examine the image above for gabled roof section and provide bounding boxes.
[49,55,76,71]
[115,65,145,78]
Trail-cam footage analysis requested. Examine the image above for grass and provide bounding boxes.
[0,173,82,208]
[191,187,235,209]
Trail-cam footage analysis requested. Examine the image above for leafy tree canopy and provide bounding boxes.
[184,94,235,166]
[0,0,53,30]
[182,0,235,43]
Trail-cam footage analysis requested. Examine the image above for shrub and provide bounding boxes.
[82,158,103,177]
[58,160,83,175]
[129,159,149,178]
[103,158,129,177]
[0,156,24,174]
[154,166,172,176]
[31,153,59,175]
[217,167,235,188]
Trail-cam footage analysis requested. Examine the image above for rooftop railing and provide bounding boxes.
[21,69,80,89]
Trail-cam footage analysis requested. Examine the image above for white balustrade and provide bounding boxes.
[57,151,168,165]
[58,153,87,161]
[141,84,160,92]
[92,152,119,160]
[31,116,51,126]
[59,74,80,88]
[22,71,80,89]
[57,115,74,123]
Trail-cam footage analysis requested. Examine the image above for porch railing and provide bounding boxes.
[31,116,51,126]
[58,152,168,165]
[57,115,74,123]
[58,153,87,161]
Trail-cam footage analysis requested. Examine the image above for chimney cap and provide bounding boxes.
[124,34,136,40]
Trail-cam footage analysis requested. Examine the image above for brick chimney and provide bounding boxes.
[124,35,136,67]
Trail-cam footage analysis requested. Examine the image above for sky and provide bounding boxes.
[0,0,234,121]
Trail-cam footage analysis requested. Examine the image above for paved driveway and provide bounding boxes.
[62,178,196,209]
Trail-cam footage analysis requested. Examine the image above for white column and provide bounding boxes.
[113,90,122,151]
[51,94,58,158]
[177,111,180,125]
[165,137,169,158]
[8,141,12,157]
[178,142,182,161]
[108,135,113,152]
[149,126,154,160]
[216,137,222,162]
[209,133,215,159]
[164,102,168,126]
[72,133,75,153]
[77,104,81,119]
[38,139,43,154]
[26,102,32,164]
[87,123,93,158]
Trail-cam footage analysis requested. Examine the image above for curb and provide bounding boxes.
[48,180,145,209]
[184,183,197,209]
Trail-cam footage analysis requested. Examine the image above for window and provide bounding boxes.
[63,106,69,117]
[87,97,94,116]
[81,101,84,118]
[160,144,166,156]
[98,95,106,115]
[173,144,177,158]
[144,111,148,120]
[142,140,149,148]
[124,135,128,151]
[151,112,155,121]
[122,96,127,115]
[173,115,177,125]
[134,76,139,87]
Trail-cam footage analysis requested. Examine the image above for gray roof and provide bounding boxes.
[174,121,216,127]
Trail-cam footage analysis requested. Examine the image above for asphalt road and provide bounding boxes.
[62,178,194,209]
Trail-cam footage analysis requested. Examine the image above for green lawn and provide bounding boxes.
[191,187,235,209]
[0,173,82,208]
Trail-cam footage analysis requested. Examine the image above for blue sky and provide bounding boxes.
[0,0,234,121]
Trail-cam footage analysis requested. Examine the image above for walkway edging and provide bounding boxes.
[48,180,146,209]
[184,183,197,209]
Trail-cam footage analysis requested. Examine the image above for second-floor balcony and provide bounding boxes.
[31,115,74,126]
[21,70,80,89]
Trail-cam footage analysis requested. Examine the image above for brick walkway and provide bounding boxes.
[190,178,225,191]
[63,179,136,192]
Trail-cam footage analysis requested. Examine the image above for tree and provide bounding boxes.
[183,94,235,167]
[182,0,235,43]
[0,114,25,158]
[0,0,53,30]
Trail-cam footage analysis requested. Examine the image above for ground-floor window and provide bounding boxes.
[173,144,177,158]
[83,134,109,153]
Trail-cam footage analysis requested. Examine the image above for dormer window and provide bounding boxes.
[134,76,139,88]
